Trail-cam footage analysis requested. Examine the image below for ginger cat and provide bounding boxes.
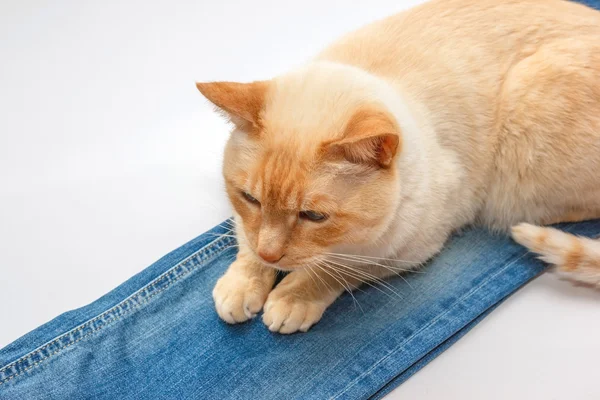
[197,0,600,334]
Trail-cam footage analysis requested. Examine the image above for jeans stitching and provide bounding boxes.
[330,251,529,400]
[0,235,235,386]
[331,222,585,400]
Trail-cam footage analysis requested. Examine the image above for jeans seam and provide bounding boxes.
[0,235,235,386]
[333,224,582,399]
[330,251,529,400]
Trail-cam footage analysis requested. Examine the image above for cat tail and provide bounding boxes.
[511,223,600,288]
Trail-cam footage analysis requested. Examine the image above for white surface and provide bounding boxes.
[0,1,598,399]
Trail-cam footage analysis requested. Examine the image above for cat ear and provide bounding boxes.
[325,109,401,168]
[195,80,268,130]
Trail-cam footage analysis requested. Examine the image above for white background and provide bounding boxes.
[1,1,599,398]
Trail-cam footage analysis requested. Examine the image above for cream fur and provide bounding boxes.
[200,0,600,333]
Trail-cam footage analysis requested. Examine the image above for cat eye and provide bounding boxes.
[299,210,327,222]
[242,191,260,205]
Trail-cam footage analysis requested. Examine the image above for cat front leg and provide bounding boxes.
[261,268,352,334]
[212,246,277,324]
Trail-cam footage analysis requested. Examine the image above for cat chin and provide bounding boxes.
[262,263,303,272]
[270,265,296,272]
[258,260,306,272]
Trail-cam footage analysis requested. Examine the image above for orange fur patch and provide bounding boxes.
[562,236,584,271]
[196,81,268,130]
[534,229,549,252]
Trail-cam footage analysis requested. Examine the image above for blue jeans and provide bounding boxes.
[1,218,598,399]
[2,0,600,396]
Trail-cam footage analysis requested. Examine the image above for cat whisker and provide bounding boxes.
[216,219,238,230]
[314,259,367,294]
[222,245,241,253]
[326,253,420,273]
[325,254,415,290]
[329,260,405,298]
[314,261,363,312]
[304,263,320,289]
[206,233,238,240]
[324,251,422,266]
[330,268,400,301]
[309,264,334,293]
[320,258,404,300]
[314,260,353,295]
[321,261,367,313]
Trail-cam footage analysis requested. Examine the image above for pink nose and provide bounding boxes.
[258,250,283,263]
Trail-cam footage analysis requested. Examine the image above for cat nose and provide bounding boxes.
[258,250,284,264]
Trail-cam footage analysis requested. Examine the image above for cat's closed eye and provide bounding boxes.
[299,210,327,222]
[242,191,260,205]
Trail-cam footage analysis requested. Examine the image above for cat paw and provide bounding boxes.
[212,269,271,324]
[262,287,327,334]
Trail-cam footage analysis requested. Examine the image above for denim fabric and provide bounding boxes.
[576,0,600,9]
[2,1,599,397]
[1,218,598,400]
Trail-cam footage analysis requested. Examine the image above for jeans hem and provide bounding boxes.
[0,233,234,386]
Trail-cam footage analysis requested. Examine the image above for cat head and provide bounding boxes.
[197,62,403,270]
